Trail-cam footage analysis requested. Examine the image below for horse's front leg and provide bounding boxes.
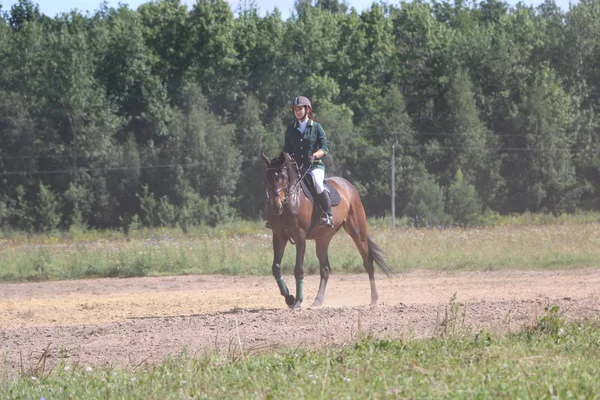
[272,234,295,307]
[292,236,307,310]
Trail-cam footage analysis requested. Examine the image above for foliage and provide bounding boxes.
[1,221,599,282]
[34,182,61,232]
[3,321,600,398]
[404,177,451,227]
[446,169,483,227]
[0,0,599,232]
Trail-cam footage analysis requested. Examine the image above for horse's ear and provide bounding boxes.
[261,152,271,165]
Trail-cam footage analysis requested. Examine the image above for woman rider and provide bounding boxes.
[283,96,333,228]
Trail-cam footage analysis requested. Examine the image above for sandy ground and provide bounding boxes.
[1,269,599,377]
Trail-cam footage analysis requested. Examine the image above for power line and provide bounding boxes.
[2,143,598,177]
[1,143,599,163]
[0,161,202,177]
[1,130,594,161]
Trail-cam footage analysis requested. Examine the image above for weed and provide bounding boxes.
[437,292,469,338]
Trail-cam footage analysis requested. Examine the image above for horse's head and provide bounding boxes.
[262,152,297,215]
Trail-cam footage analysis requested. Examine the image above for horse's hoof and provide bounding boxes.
[310,300,324,308]
[285,294,295,307]
[292,300,302,310]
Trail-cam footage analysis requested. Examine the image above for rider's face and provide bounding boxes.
[292,106,307,120]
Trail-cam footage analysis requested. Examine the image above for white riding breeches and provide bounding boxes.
[309,168,325,194]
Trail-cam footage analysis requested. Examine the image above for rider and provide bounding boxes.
[283,96,333,228]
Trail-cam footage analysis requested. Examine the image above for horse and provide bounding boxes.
[262,151,393,310]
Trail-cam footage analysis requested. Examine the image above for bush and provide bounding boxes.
[207,196,239,227]
[34,182,61,232]
[446,170,482,227]
[405,178,452,227]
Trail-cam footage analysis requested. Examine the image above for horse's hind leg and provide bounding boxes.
[311,236,333,308]
[343,217,379,305]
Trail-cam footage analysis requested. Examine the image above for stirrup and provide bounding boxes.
[320,214,334,227]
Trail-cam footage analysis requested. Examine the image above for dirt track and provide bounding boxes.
[1,270,599,377]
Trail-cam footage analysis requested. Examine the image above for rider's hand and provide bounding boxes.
[308,154,315,163]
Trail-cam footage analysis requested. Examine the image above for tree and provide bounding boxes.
[447,169,482,227]
[478,0,508,25]
[35,182,61,232]
[404,177,451,227]
[168,83,241,222]
[138,0,191,104]
[359,85,427,214]
[504,67,577,212]
[233,95,269,219]
[95,5,173,144]
[439,70,505,208]
[313,100,357,179]
[188,0,238,111]
[233,9,287,125]
[8,0,42,31]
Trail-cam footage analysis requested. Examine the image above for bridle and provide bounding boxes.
[265,161,310,208]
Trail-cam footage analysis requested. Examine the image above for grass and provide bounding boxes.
[2,216,599,398]
[2,311,599,399]
[0,218,599,282]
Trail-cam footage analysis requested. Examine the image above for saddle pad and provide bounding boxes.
[300,175,341,206]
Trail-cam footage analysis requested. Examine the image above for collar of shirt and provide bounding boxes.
[294,118,313,133]
[298,119,308,133]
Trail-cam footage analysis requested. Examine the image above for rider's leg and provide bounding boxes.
[309,169,333,227]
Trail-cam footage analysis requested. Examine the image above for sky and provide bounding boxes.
[1,0,579,20]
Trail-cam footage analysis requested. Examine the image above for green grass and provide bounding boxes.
[3,313,599,399]
[0,219,599,282]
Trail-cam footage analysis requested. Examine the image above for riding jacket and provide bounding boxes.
[283,119,329,171]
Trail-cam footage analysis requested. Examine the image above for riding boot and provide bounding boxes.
[317,190,334,228]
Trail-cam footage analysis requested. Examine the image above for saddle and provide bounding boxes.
[300,175,341,206]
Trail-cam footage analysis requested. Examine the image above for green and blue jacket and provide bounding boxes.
[283,119,329,171]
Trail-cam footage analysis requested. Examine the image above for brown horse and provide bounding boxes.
[262,152,393,310]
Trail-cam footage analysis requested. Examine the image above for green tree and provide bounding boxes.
[313,100,357,179]
[560,0,600,210]
[233,95,268,219]
[137,184,158,227]
[404,177,451,227]
[440,70,505,208]
[316,0,348,14]
[505,67,577,212]
[572,108,600,210]
[447,169,482,227]
[390,1,455,133]
[169,83,241,212]
[233,9,287,124]
[359,86,427,214]
[178,185,210,231]
[345,5,395,123]
[95,5,173,144]
[8,0,42,30]
[35,182,61,232]
[138,0,191,104]
[188,0,238,110]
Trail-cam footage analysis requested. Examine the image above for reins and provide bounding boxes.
[265,161,311,207]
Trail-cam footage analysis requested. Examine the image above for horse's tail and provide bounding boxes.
[368,237,394,277]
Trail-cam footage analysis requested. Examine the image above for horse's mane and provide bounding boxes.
[272,152,300,184]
